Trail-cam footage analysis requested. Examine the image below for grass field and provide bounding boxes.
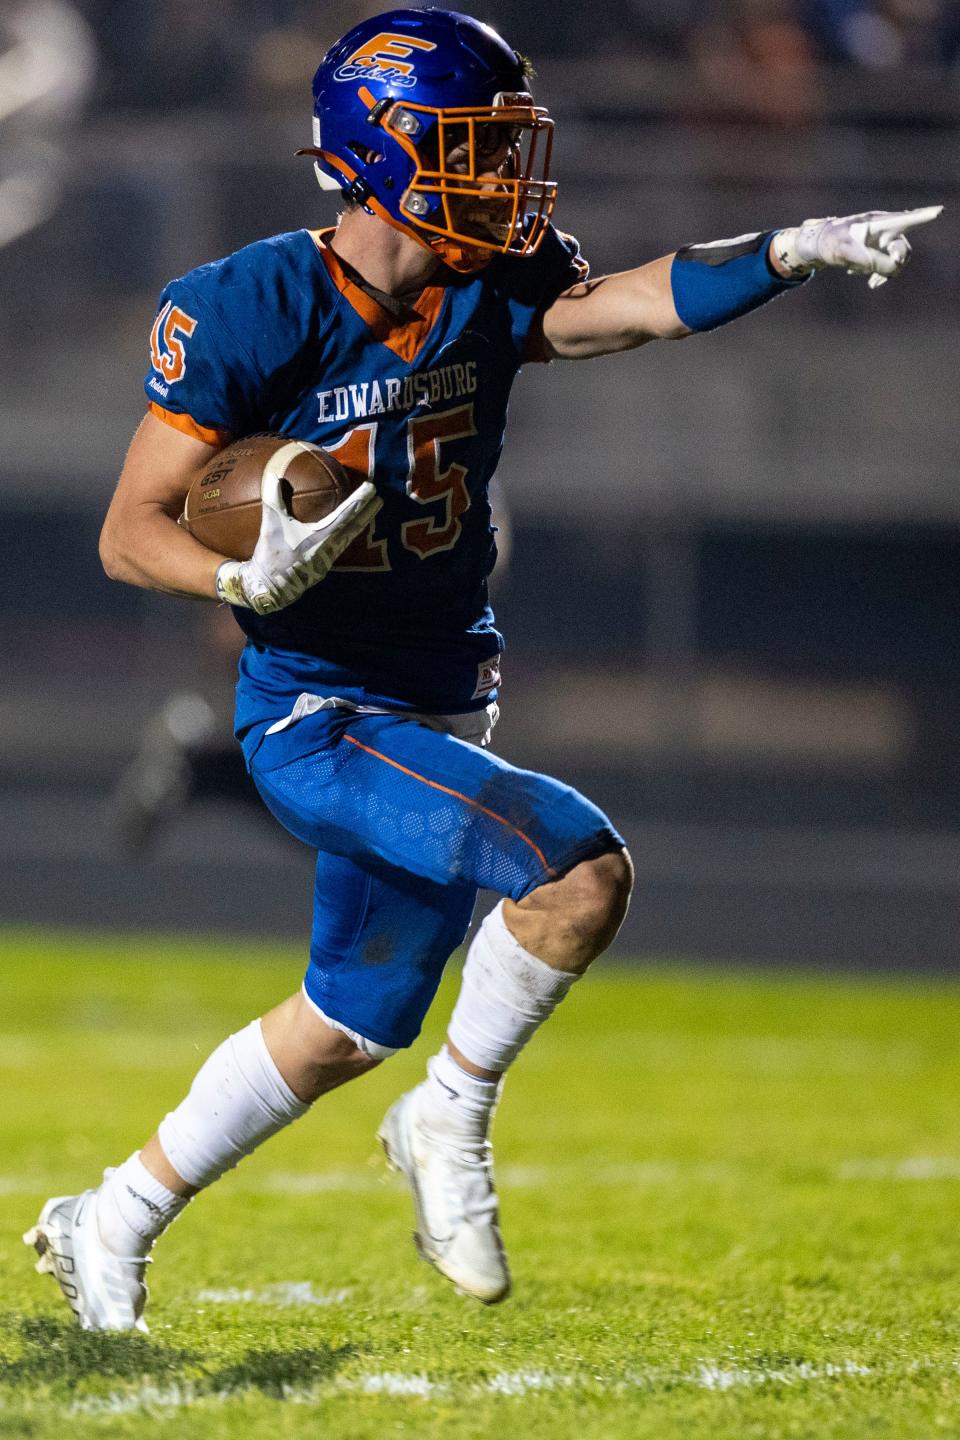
[2,928,960,1438]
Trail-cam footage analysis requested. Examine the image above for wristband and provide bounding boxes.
[771,221,824,278]
[215,560,250,608]
[670,229,808,333]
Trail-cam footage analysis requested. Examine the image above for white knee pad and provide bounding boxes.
[301,987,399,1061]
[158,1018,309,1189]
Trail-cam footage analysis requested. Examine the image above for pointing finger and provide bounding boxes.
[866,205,943,243]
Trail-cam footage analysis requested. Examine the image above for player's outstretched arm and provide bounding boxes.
[538,254,689,360]
[539,206,942,361]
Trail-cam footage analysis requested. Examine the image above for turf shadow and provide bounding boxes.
[0,1315,197,1387]
[207,1343,356,1398]
[0,1421,39,1439]
[0,1316,354,1404]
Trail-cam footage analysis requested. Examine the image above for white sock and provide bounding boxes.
[97,1151,189,1257]
[156,1018,309,1190]
[419,1044,501,1142]
[444,900,580,1076]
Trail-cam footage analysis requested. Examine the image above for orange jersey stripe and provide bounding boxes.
[343,733,556,879]
[148,401,230,449]
[310,231,445,366]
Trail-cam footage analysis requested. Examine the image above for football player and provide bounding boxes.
[25,7,940,1331]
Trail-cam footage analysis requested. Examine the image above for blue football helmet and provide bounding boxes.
[299,8,557,273]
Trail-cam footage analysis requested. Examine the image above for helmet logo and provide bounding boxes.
[334,33,437,89]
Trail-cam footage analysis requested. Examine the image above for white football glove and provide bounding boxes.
[774,205,943,288]
[215,440,383,614]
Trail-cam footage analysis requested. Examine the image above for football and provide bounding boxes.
[180,434,359,561]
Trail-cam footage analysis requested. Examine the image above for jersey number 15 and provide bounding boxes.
[324,404,478,571]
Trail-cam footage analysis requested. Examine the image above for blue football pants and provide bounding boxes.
[250,709,622,1050]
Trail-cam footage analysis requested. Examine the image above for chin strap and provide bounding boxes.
[425,233,495,275]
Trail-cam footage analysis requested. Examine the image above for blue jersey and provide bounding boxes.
[144,224,586,734]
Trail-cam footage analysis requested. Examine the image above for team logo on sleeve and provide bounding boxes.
[149,301,198,387]
[333,33,436,88]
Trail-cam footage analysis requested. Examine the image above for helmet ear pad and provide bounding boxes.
[365,110,436,213]
[314,104,461,243]
[312,101,419,212]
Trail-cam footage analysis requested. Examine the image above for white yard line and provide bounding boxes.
[249,1170,387,1195]
[694,1360,871,1391]
[16,1152,960,1206]
[243,1160,731,1196]
[0,1177,49,1195]
[486,1370,574,1395]
[67,1356,880,1416]
[839,1156,960,1180]
[349,1373,440,1397]
[0,1037,42,1067]
[0,1157,732,1206]
[71,1384,204,1416]
[196,1282,351,1308]
[8,1153,956,1202]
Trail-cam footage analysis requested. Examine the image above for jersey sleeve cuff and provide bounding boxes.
[147,401,231,448]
